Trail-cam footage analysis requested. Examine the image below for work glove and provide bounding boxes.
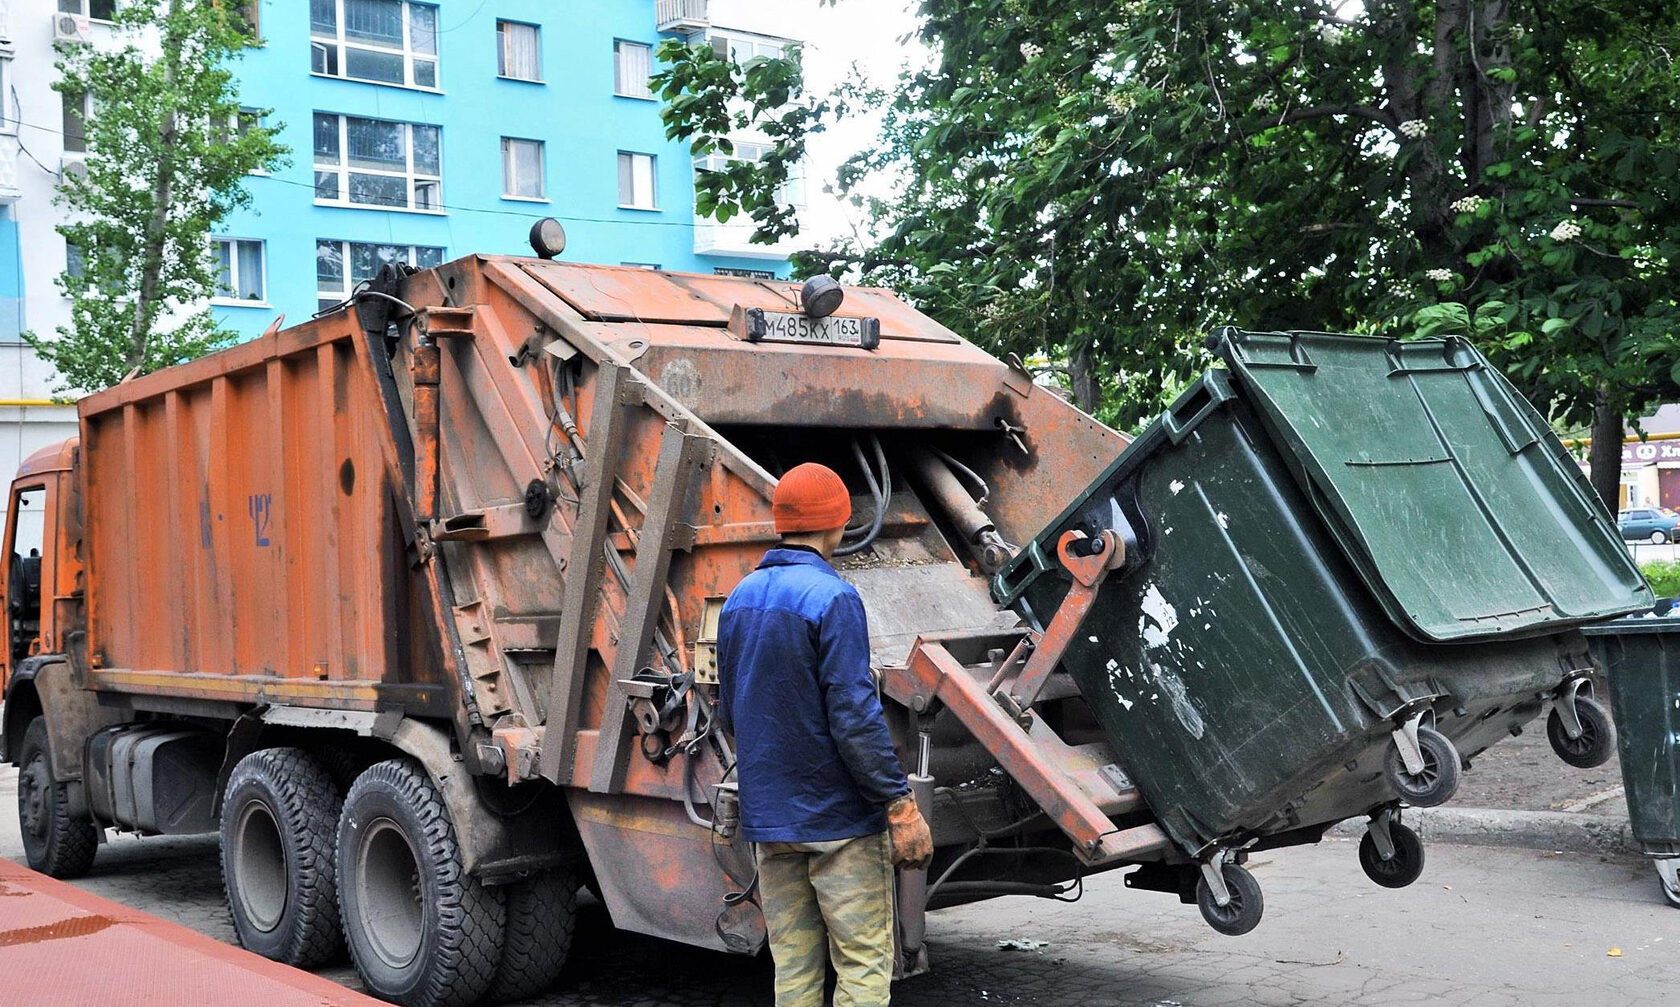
[885,794,933,870]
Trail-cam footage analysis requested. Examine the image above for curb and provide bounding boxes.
[1326,807,1646,858]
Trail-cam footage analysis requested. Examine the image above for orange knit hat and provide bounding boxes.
[772,463,852,534]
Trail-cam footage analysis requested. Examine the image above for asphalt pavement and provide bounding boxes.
[3,740,1678,1006]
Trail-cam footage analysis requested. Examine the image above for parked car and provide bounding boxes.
[1620,508,1680,543]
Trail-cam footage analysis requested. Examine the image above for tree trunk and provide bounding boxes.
[1589,387,1624,513]
[124,0,184,377]
[1068,339,1100,414]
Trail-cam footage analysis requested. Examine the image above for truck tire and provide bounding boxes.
[338,759,506,1007]
[16,717,98,878]
[220,747,345,968]
[488,868,578,1002]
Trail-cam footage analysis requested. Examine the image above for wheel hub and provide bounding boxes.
[356,818,424,969]
[18,756,49,840]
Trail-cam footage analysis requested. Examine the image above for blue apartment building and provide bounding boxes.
[210,0,799,339]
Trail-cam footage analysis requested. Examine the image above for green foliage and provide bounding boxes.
[662,0,1680,458]
[1639,560,1680,599]
[653,38,830,244]
[25,0,286,393]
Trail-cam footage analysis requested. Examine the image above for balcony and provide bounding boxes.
[693,216,801,262]
[655,0,709,33]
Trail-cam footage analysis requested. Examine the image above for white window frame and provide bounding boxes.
[500,137,546,201]
[617,151,658,211]
[217,107,269,175]
[313,112,443,213]
[707,30,790,65]
[613,39,654,100]
[61,90,90,154]
[211,237,267,305]
[59,0,117,22]
[694,140,807,207]
[496,20,542,82]
[310,0,440,91]
[315,239,444,311]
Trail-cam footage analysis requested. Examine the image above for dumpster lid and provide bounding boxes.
[1214,329,1651,642]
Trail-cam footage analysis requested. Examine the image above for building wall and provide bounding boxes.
[210,0,798,339]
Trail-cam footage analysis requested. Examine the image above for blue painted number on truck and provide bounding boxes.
[249,493,272,547]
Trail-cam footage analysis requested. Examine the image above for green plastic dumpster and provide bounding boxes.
[1582,612,1680,907]
[994,329,1651,932]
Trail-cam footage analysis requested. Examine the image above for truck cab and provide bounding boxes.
[0,439,77,708]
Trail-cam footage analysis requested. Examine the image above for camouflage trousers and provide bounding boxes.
[755,830,896,1007]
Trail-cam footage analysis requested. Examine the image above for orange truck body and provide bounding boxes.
[3,255,1164,973]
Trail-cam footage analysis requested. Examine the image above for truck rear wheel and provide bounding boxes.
[338,758,506,1007]
[488,868,578,1002]
[220,747,345,968]
[16,717,98,878]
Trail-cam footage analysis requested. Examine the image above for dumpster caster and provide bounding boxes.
[1547,685,1615,769]
[1358,810,1425,889]
[1654,859,1680,909]
[1195,855,1263,936]
[1384,720,1460,808]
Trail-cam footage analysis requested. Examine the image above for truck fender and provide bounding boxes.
[376,715,574,882]
[3,658,125,817]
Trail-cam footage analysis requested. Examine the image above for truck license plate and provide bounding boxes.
[732,306,881,350]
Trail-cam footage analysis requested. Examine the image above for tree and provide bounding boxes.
[663,1,1680,509]
[653,37,829,245]
[26,0,285,392]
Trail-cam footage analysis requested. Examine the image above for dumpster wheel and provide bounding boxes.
[1195,860,1263,936]
[1383,724,1461,808]
[1358,816,1425,889]
[1546,693,1615,769]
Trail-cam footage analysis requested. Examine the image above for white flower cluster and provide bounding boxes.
[1549,220,1582,242]
[1251,93,1277,112]
[1319,23,1347,45]
[1397,119,1428,139]
[1450,195,1486,213]
[1105,22,1123,40]
[1105,92,1136,115]
[1019,41,1043,61]
[1424,268,1454,283]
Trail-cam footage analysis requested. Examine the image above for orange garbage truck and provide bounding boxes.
[0,243,1646,1006]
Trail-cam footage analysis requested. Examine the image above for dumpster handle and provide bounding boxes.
[1162,371,1237,445]
[992,539,1054,606]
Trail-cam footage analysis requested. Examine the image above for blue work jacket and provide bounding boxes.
[717,546,909,843]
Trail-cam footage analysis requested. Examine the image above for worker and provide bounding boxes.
[717,461,934,1007]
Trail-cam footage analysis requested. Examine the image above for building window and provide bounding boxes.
[65,242,85,280]
[310,0,439,90]
[61,91,89,154]
[497,21,541,82]
[695,140,805,206]
[316,240,444,312]
[501,138,545,200]
[622,262,661,270]
[714,267,776,279]
[212,238,266,303]
[214,108,266,163]
[59,0,117,20]
[231,1,260,37]
[617,152,656,210]
[313,112,442,211]
[708,31,788,65]
[614,40,653,99]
